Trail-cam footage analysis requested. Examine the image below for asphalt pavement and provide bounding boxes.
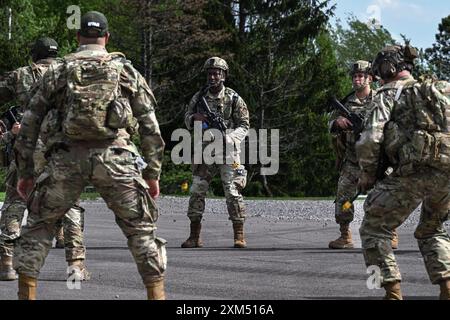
[0,196,448,300]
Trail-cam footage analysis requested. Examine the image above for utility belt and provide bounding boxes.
[44,139,116,158]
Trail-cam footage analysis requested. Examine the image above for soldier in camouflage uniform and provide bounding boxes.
[0,38,89,281]
[356,45,450,300]
[328,61,398,249]
[13,11,167,300]
[182,57,250,248]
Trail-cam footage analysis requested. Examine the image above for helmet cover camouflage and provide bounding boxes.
[203,57,229,73]
[350,60,372,75]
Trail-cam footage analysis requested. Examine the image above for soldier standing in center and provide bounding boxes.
[328,60,398,249]
[13,11,167,300]
[182,57,250,249]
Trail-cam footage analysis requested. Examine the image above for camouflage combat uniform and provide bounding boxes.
[0,59,86,266]
[14,44,167,286]
[184,86,249,223]
[329,91,375,225]
[356,75,450,287]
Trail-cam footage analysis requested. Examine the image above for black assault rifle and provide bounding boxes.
[196,84,227,133]
[330,97,364,137]
[200,96,227,132]
[0,105,22,131]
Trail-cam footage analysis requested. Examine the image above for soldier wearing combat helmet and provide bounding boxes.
[356,44,450,299]
[327,59,398,250]
[182,56,250,249]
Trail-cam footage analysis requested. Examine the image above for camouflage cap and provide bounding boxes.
[79,11,108,38]
[203,57,229,72]
[31,37,58,61]
[350,60,371,75]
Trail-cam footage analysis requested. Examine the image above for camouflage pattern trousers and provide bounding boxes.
[0,162,27,257]
[188,163,247,223]
[334,161,360,225]
[34,139,86,262]
[0,162,86,261]
[13,143,166,285]
[360,167,450,285]
[54,204,86,261]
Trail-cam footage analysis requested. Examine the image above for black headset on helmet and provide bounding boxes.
[372,45,418,80]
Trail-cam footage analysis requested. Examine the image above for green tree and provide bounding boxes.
[218,0,344,196]
[331,15,396,74]
[425,15,450,81]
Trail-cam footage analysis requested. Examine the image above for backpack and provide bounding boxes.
[384,79,450,174]
[61,52,131,140]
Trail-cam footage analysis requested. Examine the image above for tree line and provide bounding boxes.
[0,0,448,197]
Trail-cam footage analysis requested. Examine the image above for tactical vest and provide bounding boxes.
[383,79,450,175]
[0,61,52,167]
[196,87,239,129]
[61,52,133,141]
[332,91,374,165]
[15,62,51,107]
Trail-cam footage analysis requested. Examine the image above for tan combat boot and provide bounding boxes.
[18,274,37,300]
[54,226,65,248]
[67,259,91,281]
[439,279,450,300]
[181,222,203,248]
[0,254,17,281]
[328,224,354,249]
[233,222,247,248]
[383,281,402,300]
[391,229,399,249]
[146,279,166,300]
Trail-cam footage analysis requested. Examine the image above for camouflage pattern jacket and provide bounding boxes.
[0,58,56,158]
[0,58,55,107]
[356,75,450,177]
[15,44,165,180]
[185,86,250,146]
[329,90,375,165]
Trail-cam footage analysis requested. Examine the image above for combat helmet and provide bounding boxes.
[31,37,59,62]
[350,60,372,75]
[203,57,229,73]
[372,44,418,80]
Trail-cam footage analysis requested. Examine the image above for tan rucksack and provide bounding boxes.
[62,52,133,140]
[384,78,450,174]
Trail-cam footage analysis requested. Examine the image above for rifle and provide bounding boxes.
[0,106,22,131]
[329,97,364,137]
[200,96,227,132]
[196,85,227,133]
